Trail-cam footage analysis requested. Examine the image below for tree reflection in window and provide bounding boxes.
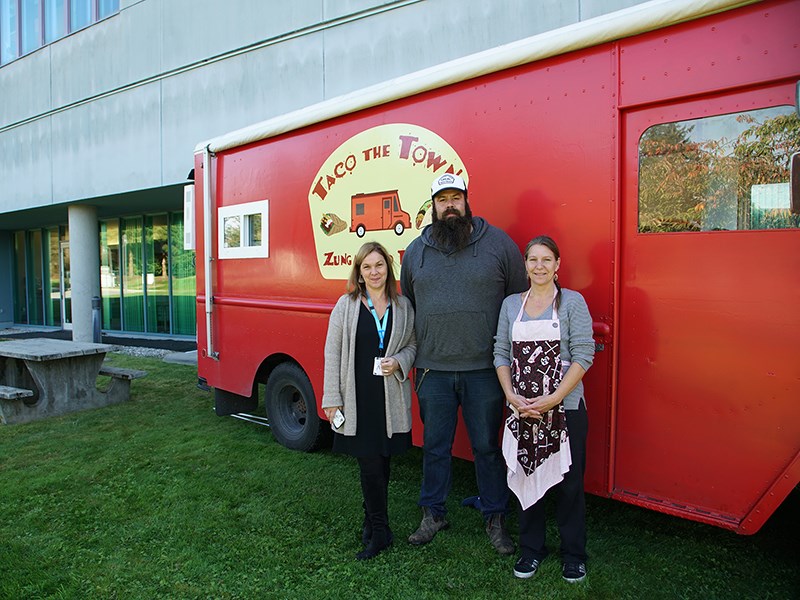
[638,106,800,233]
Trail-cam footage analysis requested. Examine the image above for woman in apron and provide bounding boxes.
[493,235,595,582]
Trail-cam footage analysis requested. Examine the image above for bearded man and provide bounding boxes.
[400,173,527,554]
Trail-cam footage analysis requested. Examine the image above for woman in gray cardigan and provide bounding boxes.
[322,241,416,560]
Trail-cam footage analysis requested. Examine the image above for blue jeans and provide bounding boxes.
[416,368,509,518]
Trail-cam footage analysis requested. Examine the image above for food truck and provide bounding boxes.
[191,0,800,534]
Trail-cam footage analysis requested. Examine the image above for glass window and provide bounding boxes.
[145,214,170,334]
[244,213,262,247]
[121,217,144,332]
[170,212,196,336]
[21,0,42,55]
[44,0,64,43]
[638,106,800,233]
[13,231,27,323]
[223,216,241,248]
[100,219,121,330]
[69,0,89,31]
[97,0,116,19]
[1,0,20,64]
[26,229,44,325]
[45,227,61,326]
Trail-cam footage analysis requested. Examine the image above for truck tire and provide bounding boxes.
[265,362,325,451]
[393,222,405,235]
[355,224,366,237]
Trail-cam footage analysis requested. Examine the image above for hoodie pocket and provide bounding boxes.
[424,311,493,361]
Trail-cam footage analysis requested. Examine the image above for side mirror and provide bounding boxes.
[792,152,800,215]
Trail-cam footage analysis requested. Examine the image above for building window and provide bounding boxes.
[145,214,170,334]
[1,0,119,65]
[638,106,800,233]
[100,219,121,330]
[21,0,42,55]
[169,211,196,336]
[11,214,196,336]
[44,0,65,43]
[0,0,19,64]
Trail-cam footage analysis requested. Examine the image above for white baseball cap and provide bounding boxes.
[430,173,467,198]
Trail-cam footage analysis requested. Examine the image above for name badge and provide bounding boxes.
[373,357,384,376]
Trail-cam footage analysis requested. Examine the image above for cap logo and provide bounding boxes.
[437,174,455,186]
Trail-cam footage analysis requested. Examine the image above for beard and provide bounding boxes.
[430,203,473,251]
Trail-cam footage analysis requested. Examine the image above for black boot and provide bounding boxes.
[361,501,371,546]
[356,456,392,560]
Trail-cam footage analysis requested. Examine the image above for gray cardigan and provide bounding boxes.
[321,294,416,437]
[493,288,594,410]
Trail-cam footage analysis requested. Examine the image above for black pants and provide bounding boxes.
[518,403,588,564]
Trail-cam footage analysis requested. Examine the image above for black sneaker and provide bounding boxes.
[562,562,587,583]
[513,556,540,579]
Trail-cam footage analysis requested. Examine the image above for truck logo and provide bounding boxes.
[308,123,468,279]
[350,190,411,237]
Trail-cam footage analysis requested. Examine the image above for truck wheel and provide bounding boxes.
[393,222,405,235]
[265,363,325,451]
[355,224,366,237]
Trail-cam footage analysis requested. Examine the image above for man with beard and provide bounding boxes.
[400,173,527,554]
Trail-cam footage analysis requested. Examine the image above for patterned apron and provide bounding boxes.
[502,289,572,510]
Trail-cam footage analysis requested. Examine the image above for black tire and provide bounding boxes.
[356,224,366,237]
[265,362,325,451]
[393,222,405,235]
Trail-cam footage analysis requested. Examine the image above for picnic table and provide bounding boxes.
[0,338,146,425]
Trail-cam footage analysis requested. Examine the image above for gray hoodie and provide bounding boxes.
[400,216,527,371]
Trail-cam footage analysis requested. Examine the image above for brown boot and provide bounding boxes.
[486,513,515,555]
[408,506,449,545]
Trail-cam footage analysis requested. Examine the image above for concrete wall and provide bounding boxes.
[0,0,648,216]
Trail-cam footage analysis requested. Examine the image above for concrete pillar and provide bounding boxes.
[68,205,101,342]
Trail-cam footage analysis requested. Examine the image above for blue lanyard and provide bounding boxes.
[367,296,390,352]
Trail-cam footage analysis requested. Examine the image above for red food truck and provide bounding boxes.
[191,0,800,534]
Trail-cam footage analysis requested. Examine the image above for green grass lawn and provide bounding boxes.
[1,354,796,599]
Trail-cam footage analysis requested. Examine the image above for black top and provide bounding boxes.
[332,301,411,457]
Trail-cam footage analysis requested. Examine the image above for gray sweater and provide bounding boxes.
[400,217,527,371]
[321,294,416,437]
[493,289,595,410]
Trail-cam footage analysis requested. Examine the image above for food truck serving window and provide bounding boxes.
[217,200,270,259]
[638,106,800,233]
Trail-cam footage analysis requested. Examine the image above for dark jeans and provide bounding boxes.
[416,368,509,518]
[518,403,588,564]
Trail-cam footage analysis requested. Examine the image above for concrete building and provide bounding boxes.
[0,0,645,340]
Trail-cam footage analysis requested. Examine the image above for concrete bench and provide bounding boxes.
[98,365,148,381]
[0,385,34,400]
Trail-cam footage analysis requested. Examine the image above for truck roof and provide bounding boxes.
[194,0,757,155]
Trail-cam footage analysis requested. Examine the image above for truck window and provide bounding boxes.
[244,213,262,247]
[217,199,269,259]
[355,203,365,216]
[223,216,240,248]
[638,106,800,233]
[384,199,390,209]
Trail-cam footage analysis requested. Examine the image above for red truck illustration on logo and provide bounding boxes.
[350,190,411,237]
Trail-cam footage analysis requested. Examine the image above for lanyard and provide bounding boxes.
[367,296,390,351]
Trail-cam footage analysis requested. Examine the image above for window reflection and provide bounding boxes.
[146,214,170,334]
[638,106,800,233]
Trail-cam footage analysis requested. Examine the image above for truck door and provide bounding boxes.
[615,83,800,532]
[382,195,394,229]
